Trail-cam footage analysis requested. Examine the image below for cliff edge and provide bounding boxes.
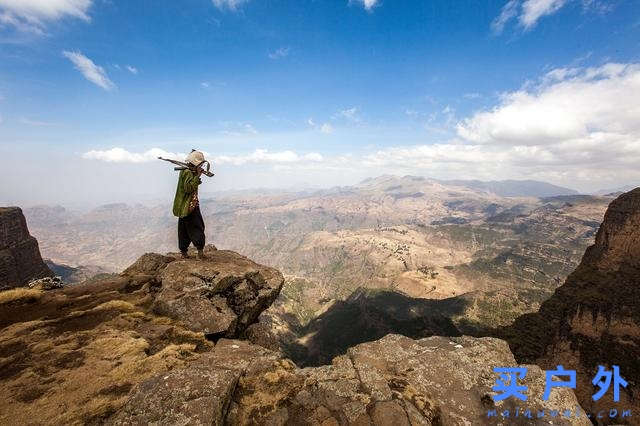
[0,207,52,290]
[504,188,640,417]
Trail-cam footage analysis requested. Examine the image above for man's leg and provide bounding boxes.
[178,217,190,257]
[185,206,206,259]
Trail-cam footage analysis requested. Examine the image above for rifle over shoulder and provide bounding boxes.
[158,157,214,177]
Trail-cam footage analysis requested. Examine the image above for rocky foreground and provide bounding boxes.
[111,335,588,425]
[0,243,589,425]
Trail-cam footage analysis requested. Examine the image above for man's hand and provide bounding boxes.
[190,165,202,176]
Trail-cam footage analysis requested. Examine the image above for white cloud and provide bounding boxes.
[82,147,324,167]
[62,50,115,91]
[0,0,91,33]
[268,47,290,60]
[463,92,482,100]
[353,0,379,11]
[456,63,640,146]
[201,81,211,89]
[82,148,188,163]
[216,149,324,165]
[211,0,248,10]
[362,62,640,189]
[125,65,138,74]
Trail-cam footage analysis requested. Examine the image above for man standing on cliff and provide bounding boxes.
[173,150,206,260]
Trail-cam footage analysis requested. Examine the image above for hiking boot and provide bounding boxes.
[197,249,205,260]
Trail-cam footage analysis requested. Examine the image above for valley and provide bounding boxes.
[23,176,613,363]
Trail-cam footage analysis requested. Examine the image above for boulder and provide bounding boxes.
[27,276,64,290]
[150,246,285,339]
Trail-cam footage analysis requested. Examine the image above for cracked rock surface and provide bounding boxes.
[127,245,285,338]
[113,335,590,425]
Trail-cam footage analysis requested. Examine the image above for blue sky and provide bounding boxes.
[1,0,639,206]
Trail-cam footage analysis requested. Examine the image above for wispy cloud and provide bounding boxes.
[211,0,249,10]
[491,0,519,34]
[520,0,568,28]
[268,47,290,60]
[463,92,482,99]
[62,50,115,91]
[308,118,334,134]
[492,0,571,33]
[125,65,138,74]
[218,122,259,136]
[0,0,92,34]
[334,107,361,123]
[20,117,58,126]
[320,123,333,134]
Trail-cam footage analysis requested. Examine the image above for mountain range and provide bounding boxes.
[19,176,615,362]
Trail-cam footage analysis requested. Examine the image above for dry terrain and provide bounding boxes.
[22,176,613,361]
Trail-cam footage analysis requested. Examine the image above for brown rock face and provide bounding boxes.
[0,207,52,289]
[112,335,590,425]
[504,188,640,418]
[147,246,285,339]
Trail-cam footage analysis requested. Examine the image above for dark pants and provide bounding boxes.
[178,206,205,253]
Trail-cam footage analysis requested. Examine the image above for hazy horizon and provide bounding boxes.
[3,173,636,211]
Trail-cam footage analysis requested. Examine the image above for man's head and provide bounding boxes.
[186,150,205,167]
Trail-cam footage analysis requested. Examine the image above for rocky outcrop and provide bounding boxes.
[503,188,640,417]
[112,334,590,425]
[0,207,52,289]
[0,245,284,424]
[123,246,285,339]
